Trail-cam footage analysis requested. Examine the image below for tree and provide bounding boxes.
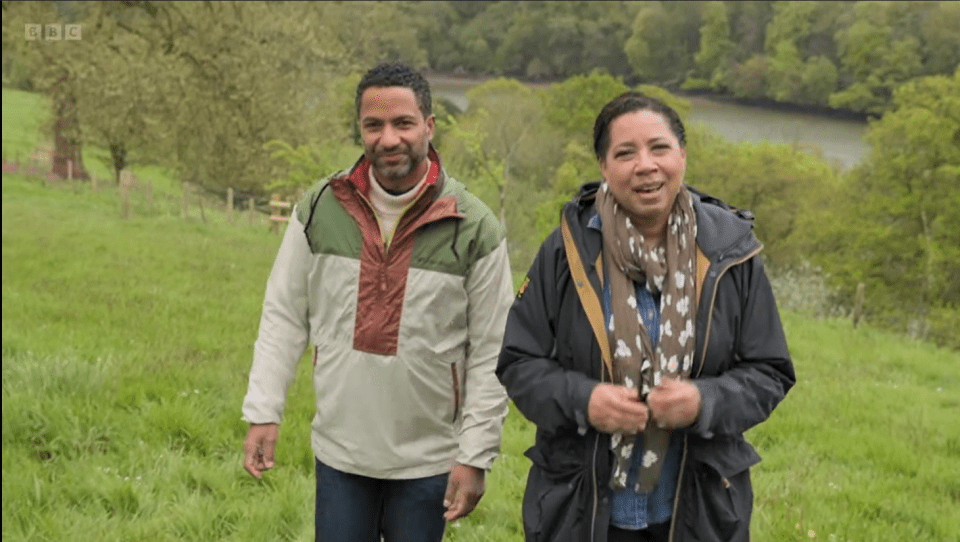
[542,72,628,145]
[725,0,776,62]
[439,77,563,273]
[685,127,841,266]
[830,1,923,115]
[624,1,702,86]
[727,55,769,99]
[100,1,356,196]
[814,68,960,346]
[693,1,734,88]
[3,1,92,180]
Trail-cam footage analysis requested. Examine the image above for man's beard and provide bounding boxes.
[371,143,426,182]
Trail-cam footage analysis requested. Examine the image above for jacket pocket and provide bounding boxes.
[681,439,759,541]
[523,442,590,542]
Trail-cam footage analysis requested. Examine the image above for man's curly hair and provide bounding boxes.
[355,62,432,119]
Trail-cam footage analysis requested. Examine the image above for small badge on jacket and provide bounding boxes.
[517,276,530,299]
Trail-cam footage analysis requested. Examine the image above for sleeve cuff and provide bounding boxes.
[690,380,714,439]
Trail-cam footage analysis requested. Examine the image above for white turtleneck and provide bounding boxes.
[367,164,430,247]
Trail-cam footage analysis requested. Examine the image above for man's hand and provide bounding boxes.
[243,423,278,479]
[587,383,650,434]
[647,378,701,430]
[443,464,485,521]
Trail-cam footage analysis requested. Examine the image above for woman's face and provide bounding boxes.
[599,109,686,234]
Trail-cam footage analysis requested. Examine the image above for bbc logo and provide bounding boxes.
[25,24,82,41]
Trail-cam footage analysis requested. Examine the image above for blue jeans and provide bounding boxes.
[314,458,448,542]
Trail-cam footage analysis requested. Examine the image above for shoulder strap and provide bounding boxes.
[560,215,612,381]
[695,245,709,305]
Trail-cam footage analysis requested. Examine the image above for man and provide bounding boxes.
[241,62,513,542]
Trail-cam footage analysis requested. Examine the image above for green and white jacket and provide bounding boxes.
[242,148,513,479]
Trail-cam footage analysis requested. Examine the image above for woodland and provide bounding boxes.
[2,1,958,347]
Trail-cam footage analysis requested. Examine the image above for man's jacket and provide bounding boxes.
[243,148,513,479]
[497,182,795,542]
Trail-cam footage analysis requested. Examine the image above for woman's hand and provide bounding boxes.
[587,383,651,434]
[647,378,701,430]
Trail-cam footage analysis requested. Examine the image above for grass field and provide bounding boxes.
[3,87,959,541]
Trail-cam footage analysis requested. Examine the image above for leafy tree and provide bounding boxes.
[725,0,775,62]
[2,0,92,179]
[814,68,960,346]
[917,1,960,75]
[541,72,628,145]
[685,127,842,266]
[406,1,464,72]
[440,77,564,273]
[766,41,806,103]
[693,1,735,88]
[103,1,356,196]
[800,55,839,105]
[625,1,703,86]
[830,1,923,115]
[727,55,769,99]
[321,2,428,69]
[453,1,520,74]
[764,1,816,56]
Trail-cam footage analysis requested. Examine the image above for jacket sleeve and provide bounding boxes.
[241,208,312,424]
[689,256,795,439]
[457,237,513,470]
[496,230,598,437]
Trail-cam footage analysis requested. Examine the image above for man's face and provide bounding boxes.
[358,86,434,193]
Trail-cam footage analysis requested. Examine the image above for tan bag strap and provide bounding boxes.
[695,245,709,306]
[561,215,613,380]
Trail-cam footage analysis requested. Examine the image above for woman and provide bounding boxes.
[496,92,795,542]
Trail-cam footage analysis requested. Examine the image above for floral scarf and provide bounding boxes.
[596,182,698,493]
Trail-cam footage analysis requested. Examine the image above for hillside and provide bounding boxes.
[2,83,958,540]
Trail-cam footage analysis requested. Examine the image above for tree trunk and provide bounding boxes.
[52,93,89,181]
[110,143,127,185]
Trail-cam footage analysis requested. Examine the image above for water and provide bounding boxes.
[683,96,869,170]
[427,76,869,170]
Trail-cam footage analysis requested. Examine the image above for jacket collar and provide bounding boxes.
[346,144,444,199]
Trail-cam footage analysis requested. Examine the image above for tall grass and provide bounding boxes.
[3,87,959,541]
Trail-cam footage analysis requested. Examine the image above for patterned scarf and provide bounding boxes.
[596,182,698,493]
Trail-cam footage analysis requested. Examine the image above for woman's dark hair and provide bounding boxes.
[355,62,432,119]
[592,91,686,160]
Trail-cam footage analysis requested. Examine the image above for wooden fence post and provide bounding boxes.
[198,187,207,223]
[120,171,131,220]
[248,197,255,225]
[852,282,865,328]
[227,187,234,224]
[269,194,291,234]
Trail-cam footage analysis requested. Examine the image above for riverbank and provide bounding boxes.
[424,71,872,123]
[425,72,869,170]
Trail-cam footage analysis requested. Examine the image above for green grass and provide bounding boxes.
[2,87,49,162]
[3,86,959,541]
[4,174,959,542]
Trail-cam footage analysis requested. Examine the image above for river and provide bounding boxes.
[427,75,870,171]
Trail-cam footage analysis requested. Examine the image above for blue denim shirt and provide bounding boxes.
[590,212,681,530]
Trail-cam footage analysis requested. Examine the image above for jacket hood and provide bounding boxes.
[564,181,761,264]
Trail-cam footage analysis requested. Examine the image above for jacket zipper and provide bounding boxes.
[667,245,761,542]
[451,363,460,423]
[590,261,608,542]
